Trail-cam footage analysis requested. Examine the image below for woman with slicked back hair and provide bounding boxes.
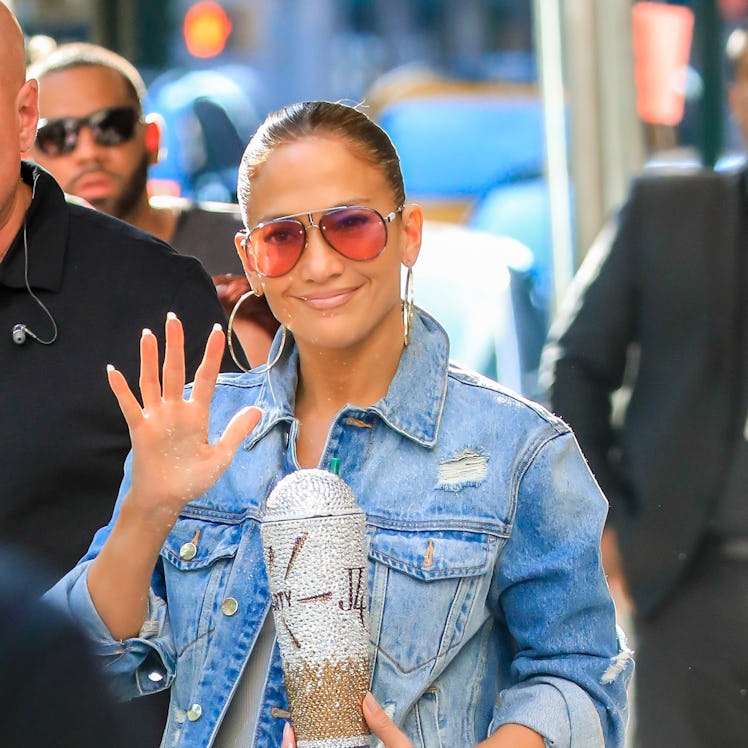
[49,100,632,748]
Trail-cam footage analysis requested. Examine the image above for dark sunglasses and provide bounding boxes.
[34,106,140,157]
[245,205,404,277]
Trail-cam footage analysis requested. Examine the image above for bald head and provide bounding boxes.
[0,3,26,93]
[0,2,39,253]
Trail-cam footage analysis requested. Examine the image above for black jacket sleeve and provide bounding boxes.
[539,186,642,520]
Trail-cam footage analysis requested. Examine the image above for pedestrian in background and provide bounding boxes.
[540,23,748,748]
[27,41,274,366]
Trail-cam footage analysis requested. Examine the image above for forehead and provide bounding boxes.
[37,65,136,118]
[250,135,388,219]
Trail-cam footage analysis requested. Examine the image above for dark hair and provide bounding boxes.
[212,274,279,339]
[27,42,146,111]
[236,101,405,227]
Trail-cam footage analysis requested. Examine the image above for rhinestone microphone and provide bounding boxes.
[261,468,371,748]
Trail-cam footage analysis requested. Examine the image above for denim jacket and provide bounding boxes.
[47,309,631,748]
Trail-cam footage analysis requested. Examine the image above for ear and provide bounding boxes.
[143,114,163,165]
[234,231,262,293]
[17,79,39,154]
[400,202,423,269]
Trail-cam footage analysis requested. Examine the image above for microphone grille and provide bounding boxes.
[264,468,359,521]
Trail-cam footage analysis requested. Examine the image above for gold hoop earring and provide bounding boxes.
[402,265,415,347]
[228,290,287,374]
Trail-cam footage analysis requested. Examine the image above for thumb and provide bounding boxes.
[216,406,263,459]
[363,692,413,748]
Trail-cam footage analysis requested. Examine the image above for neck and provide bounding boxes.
[123,196,178,244]
[295,313,406,418]
[0,179,32,264]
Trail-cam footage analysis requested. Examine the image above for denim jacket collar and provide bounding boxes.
[245,308,450,450]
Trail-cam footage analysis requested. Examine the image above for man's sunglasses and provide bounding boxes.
[245,205,404,278]
[34,106,140,157]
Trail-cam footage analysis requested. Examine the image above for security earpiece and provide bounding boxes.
[12,324,29,345]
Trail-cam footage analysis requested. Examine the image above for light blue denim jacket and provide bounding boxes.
[47,309,631,748]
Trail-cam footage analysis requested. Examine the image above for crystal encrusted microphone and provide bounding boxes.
[261,466,371,748]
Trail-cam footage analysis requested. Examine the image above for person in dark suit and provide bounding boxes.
[540,27,748,748]
[0,544,133,748]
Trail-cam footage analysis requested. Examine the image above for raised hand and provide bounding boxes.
[107,312,261,528]
[88,313,261,640]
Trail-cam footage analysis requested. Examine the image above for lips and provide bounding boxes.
[73,172,116,199]
[298,287,358,311]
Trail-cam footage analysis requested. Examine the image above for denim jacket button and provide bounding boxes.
[221,597,239,616]
[179,542,197,561]
[186,703,203,721]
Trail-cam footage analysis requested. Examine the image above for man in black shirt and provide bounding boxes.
[1,9,241,745]
[0,5,237,583]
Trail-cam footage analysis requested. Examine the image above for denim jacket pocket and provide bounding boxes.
[160,506,250,570]
[160,506,251,656]
[368,525,500,675]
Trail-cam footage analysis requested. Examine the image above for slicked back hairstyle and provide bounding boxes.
[237,101,405,227]
[27,42,146,112]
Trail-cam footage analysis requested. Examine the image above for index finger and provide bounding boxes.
[190,323,225,406]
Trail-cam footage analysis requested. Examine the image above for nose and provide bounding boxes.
[70,125,104,160]
[298,221,344,280]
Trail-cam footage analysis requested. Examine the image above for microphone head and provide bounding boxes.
[12,324,27,345]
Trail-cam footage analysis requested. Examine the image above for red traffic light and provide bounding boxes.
[183,1,232,59]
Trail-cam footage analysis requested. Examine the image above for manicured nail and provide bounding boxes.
[213,322,222,332]
[282,721,294,746]
[167,311,177,320]
[142,328,152,337]
[106,364,114,373]
[364,691,378,710]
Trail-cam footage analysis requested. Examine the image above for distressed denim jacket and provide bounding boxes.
[47,309,631,748]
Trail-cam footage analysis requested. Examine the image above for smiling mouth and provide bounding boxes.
[299,288,358,310]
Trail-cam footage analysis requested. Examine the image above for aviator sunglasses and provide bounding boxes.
[245,205,404,277]
[34,106,140,157]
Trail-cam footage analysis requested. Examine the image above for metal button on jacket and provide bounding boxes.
[221,597,239,616]
[187,703,203,721]
[179,541,197,560]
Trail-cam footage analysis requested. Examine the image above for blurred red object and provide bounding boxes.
[183,1,232,59]
[147,178,182,197]
[719,0,748,21]
[632,2,694,126]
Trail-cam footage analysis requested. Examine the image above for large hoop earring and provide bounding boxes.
[402,265,415,347]
[228,290,287,374]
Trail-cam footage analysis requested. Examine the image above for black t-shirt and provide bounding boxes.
[0,163,239,580]
[168,198,246,276]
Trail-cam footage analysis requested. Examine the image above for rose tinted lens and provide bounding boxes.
[319,208,386,260]
[250,220,306,276]
[91,107,138,146]
[35,119,74,156]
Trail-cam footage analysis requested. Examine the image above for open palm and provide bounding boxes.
[107,313,261,523]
